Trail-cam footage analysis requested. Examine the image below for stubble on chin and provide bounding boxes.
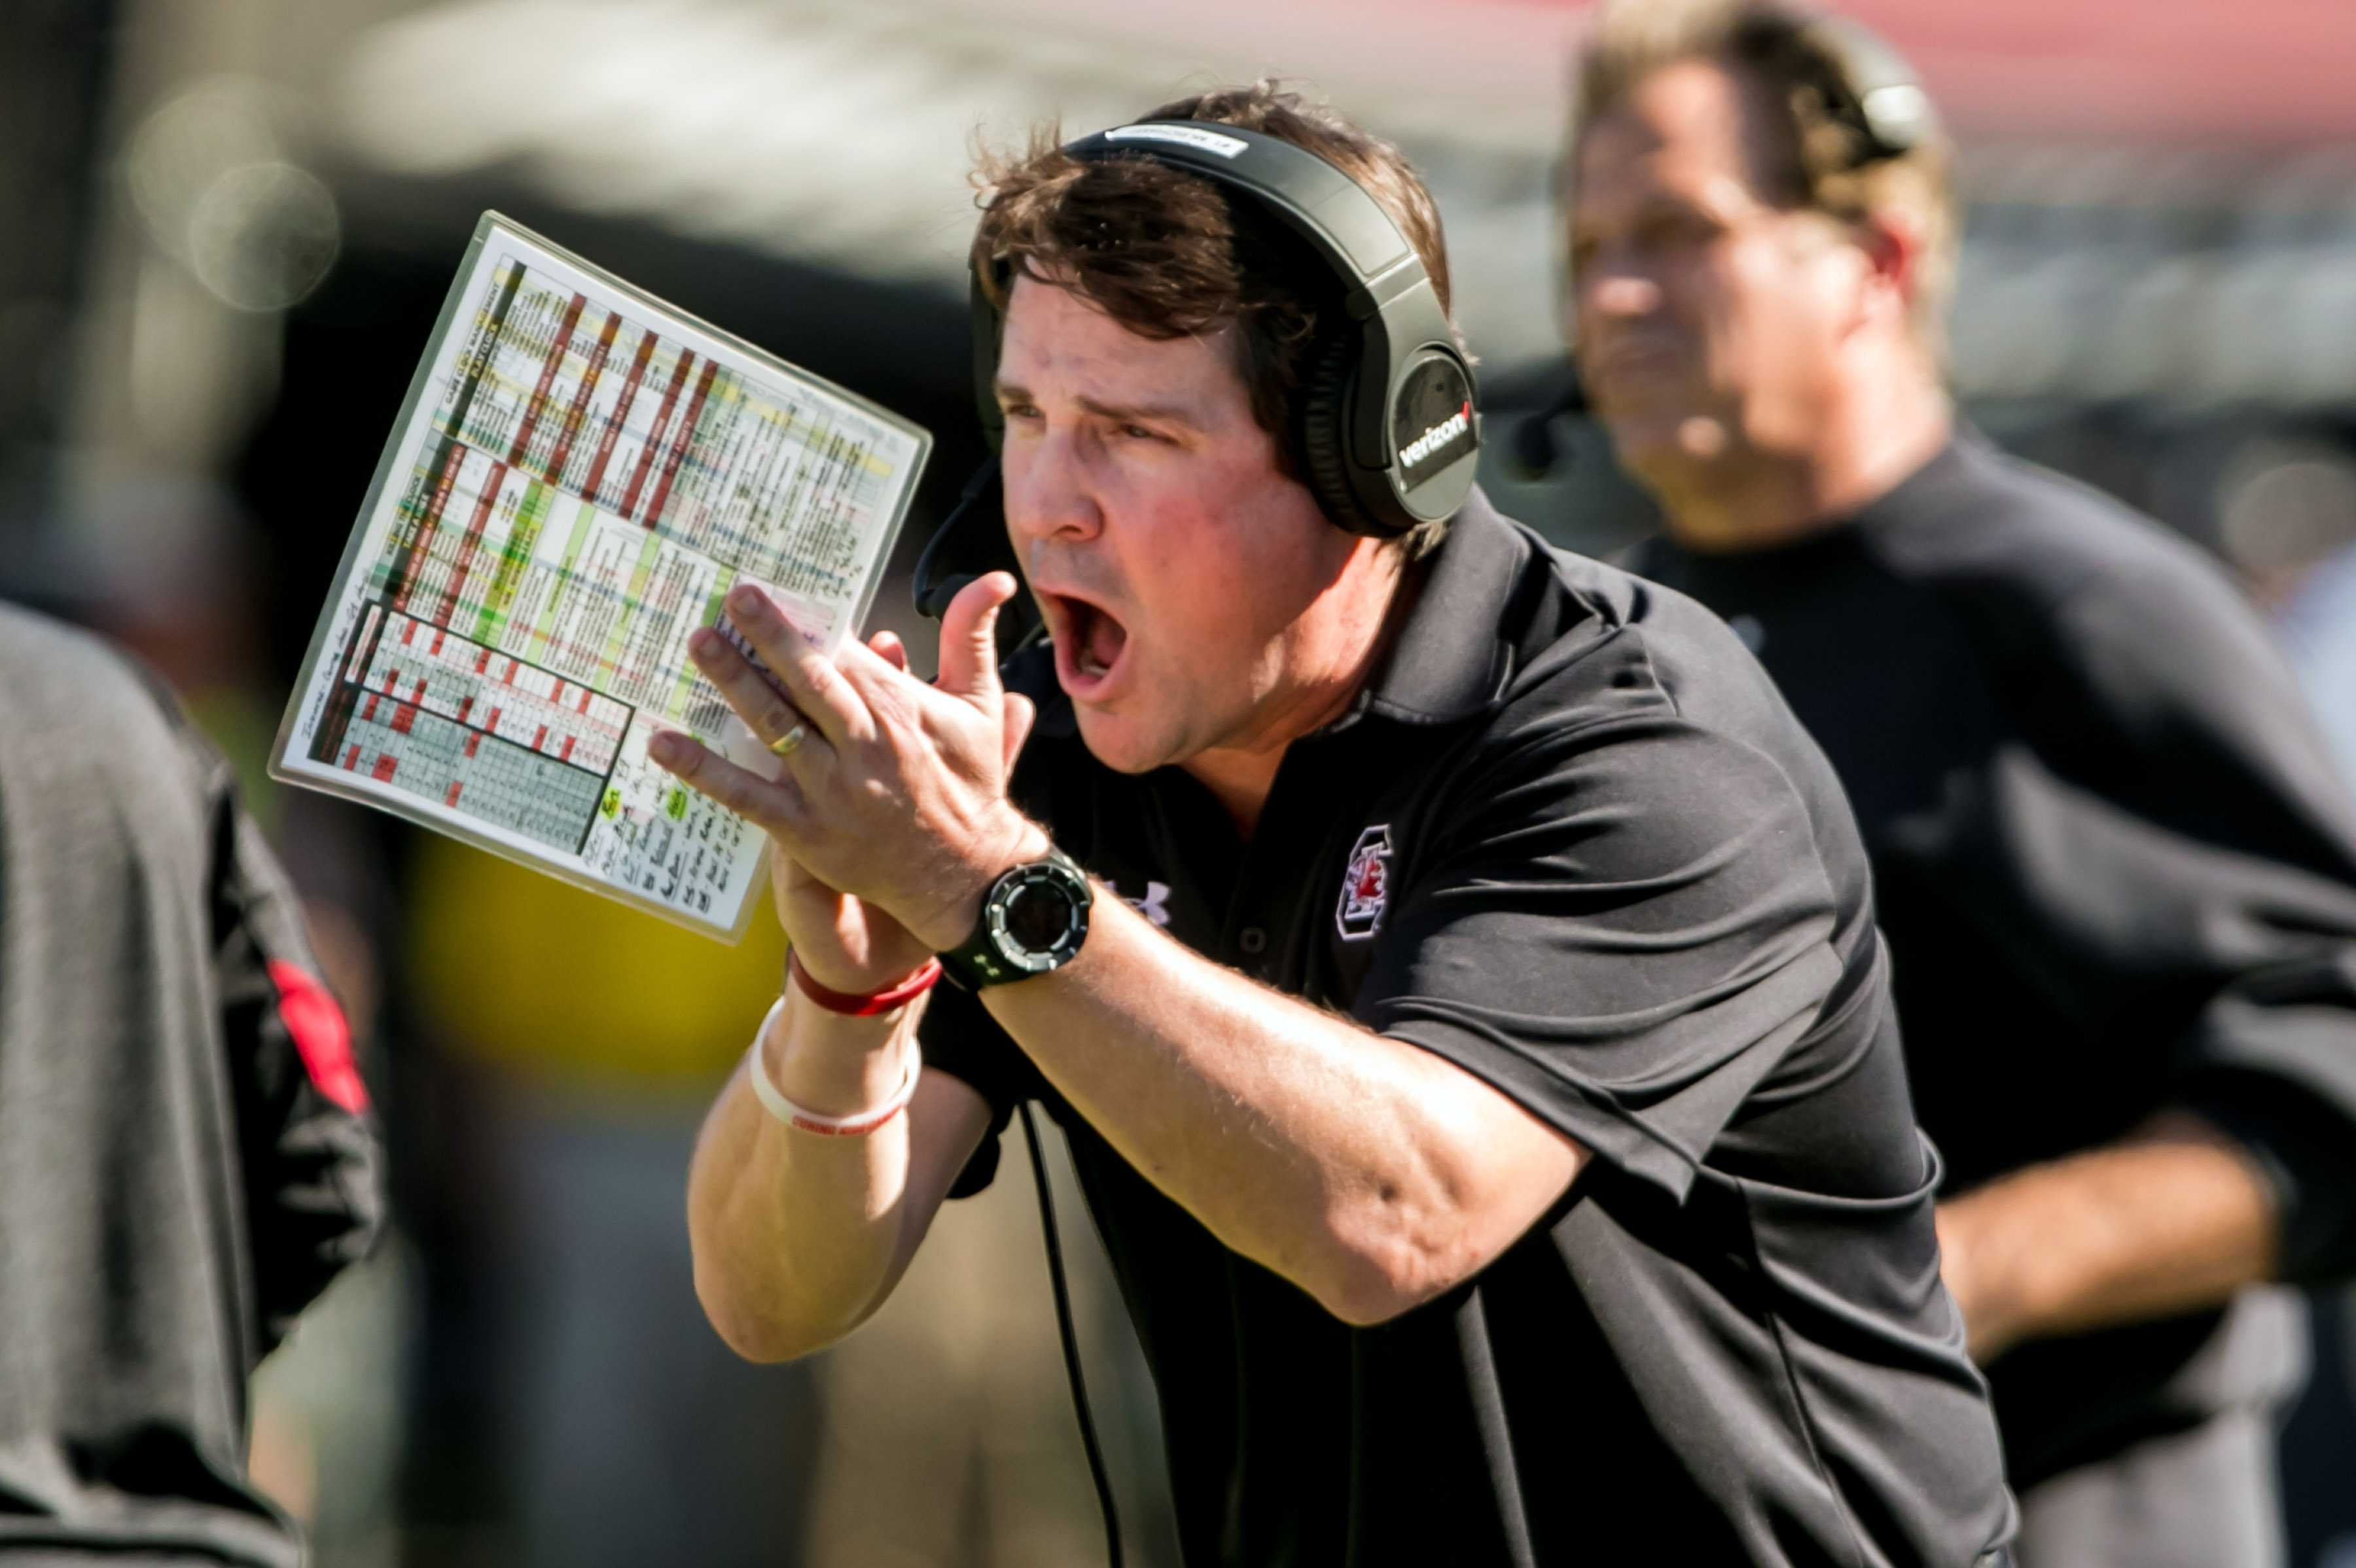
[1069,702,1164,778]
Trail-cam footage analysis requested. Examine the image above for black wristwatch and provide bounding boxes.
[937,846,1094,989]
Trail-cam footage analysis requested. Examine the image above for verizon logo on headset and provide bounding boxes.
[1399,402,1472,472]
[1390,357,1478,493]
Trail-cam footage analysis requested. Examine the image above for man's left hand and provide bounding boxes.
[649,573,1044,953]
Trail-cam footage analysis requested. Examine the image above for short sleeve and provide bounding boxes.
[197,735,387,1347]
[1358,706,1849,1203]
[2183,1065,2356,1282]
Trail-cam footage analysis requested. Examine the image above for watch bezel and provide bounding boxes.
[985,859,1090,973]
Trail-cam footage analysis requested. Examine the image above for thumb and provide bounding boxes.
[938,571,1019,709]
[1001,691,1037,774]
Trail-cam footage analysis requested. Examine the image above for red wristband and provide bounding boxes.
[789,950,943,1016]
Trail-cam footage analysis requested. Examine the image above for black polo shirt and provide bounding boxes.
[921,493,2014,1567]
[1633,435,2356,1488]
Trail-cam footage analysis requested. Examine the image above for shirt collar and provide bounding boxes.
[1352,486,1527,728]
[1846,429,1980,537]
[1649,430,1981,596]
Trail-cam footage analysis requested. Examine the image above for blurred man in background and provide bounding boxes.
[2220,445,2356,783]
[1569,3,2356,1564]
[0,601,384,1567]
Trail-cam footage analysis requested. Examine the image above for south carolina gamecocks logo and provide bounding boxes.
[1336,825,1394,941]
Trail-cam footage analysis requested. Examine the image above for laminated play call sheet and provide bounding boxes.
[272,215,931,939]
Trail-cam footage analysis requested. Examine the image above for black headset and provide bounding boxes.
[914,119,1482,622]
[1801,15,1937,165]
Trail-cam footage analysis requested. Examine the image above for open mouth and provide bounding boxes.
[1587,335,1687,398]
[1041,591,1130,695]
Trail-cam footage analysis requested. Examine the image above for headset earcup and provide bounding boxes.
[1298,335,1392,537]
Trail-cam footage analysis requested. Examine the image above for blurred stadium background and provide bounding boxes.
[5,0,2355,1564]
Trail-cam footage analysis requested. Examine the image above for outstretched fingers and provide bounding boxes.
[647,729,808,836]
[716,584,870,744]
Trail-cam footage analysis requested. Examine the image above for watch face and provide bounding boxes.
[1003,878,1075,953]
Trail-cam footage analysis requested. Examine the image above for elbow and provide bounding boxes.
[1305,1211,1486,1327]
[1315,1275,1436,1328]
[703,1314,813,1367]
[691,1253,854,1365]
[692,1243,872,1365]
[694,1266,810,1364]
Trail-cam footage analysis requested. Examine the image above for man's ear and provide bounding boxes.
[1852,207,1924,335]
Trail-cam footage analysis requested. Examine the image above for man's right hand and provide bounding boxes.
[766,624,1037,995]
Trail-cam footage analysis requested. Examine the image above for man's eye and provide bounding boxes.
[1121,424,1161,442]
[1637,211,1715,252]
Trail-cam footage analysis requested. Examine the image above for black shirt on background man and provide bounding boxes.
[1635,434,2356,1488]
[927,495,2014,1567]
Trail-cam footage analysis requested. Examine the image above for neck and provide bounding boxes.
[1183,746,1293,844]
[1183,546,1417,841]
[1656,365,1952,554]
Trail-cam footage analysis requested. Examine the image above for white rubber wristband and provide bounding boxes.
[745,997,921,1137]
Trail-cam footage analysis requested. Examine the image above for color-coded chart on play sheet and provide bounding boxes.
[272,214,930,939]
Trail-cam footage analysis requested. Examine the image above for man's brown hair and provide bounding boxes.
[972,82,1458,550]
[1568,0,1959,358]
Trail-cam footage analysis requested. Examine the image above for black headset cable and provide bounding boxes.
[1020,1100,1126,1568]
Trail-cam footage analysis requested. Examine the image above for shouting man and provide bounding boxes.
[662,84,2012,1566]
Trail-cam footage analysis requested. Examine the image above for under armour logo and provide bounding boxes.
[1118,880,1172,928]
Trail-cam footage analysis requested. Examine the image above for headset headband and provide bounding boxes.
[1070,123,1422,314]
[1803,16,1938,164]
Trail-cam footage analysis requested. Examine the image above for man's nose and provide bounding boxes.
[1003,428,1103,545]
[1583,272,1664,320]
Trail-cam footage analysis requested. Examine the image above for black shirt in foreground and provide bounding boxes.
[1634,434,2356,1488]
[0,607,385,1565]
[923,495,2014,1568]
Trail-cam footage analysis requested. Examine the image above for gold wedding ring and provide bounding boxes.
[768,723,808,759]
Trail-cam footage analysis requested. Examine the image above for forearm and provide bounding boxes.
[1936,1110,2278,1363]
[984,897,1583,1323]
[686,993,971,1361]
